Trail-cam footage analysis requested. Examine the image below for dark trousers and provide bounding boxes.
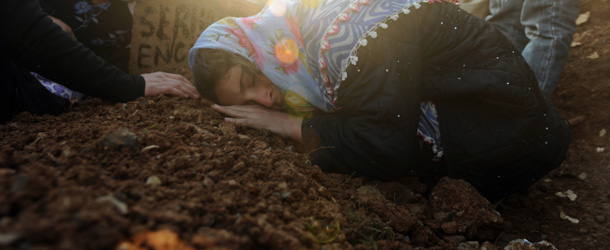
[1,57,69,123]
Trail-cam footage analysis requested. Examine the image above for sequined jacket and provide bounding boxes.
[301,2,570,201]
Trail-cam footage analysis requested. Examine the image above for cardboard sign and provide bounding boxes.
[129,0,264,78]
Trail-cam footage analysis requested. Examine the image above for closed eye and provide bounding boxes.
[248,72,255,87]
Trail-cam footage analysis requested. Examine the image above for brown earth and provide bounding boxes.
[1,0,608,249]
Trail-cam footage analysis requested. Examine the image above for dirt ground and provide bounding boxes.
[1,0,608,249]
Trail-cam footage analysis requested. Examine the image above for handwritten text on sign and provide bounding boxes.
[130,0,263,75]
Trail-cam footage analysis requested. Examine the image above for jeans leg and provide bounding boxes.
[487,0,529,51]
[520,0,580,94]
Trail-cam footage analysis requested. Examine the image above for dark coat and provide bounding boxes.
[302,2,570,202]
[0,0,144,103]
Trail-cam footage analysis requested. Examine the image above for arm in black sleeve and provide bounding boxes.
[1,0,144,102]
[302,32,429,180]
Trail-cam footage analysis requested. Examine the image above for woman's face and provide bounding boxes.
[215,65,284,110]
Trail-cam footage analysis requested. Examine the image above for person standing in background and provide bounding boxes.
[1,0,199,123]
[32,0,136,102]
[486,0,580,95]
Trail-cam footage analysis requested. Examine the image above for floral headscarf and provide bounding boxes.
[190,0,457,113]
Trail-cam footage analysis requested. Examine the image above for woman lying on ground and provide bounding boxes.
[189,0,570,202]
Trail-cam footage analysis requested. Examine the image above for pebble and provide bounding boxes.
[146,176,162,186]
[141,145,159,152]
[238,134,250,144]
[219,123,235,136]
[101,128,137,150]
[578,172,587,180]
[202,176,215,187]
[579,228,589,234]
[96,195,128,215]
[232,161,246,172]
[505,239,557,250]
[0,233,21,245]
[595,215,606,223]
[253,140,268,150]
[457,241,479,250]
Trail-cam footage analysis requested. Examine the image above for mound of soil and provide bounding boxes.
[0,95,507,249]
[1,0,608,249]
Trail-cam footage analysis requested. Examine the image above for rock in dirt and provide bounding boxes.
[202,176,215,188]
[578,173,588,180]
[587,52,600,60]
[96,194,128,215]
[0,233,21,245]
[555,190,578,201]
[576,11,590,25]
[141,145,160,152]
[101,127,138,150]
[480,241,502,250]
[457,241,479,250]
[238,134,250,144]
[559,211,579,224]
[218,123,236,137]
[504,239,558,250]
[429,177,504,241]
[146,175,162,186]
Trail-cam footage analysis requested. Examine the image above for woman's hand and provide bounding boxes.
[142,72,200,99]
[212,104,303,143]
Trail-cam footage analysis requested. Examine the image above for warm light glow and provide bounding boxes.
[268,0,287,17]
[275,37,299,65]
[116,229,195,250]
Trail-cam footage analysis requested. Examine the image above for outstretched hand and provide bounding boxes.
[212,104,303,143]
[142,72,199,99]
